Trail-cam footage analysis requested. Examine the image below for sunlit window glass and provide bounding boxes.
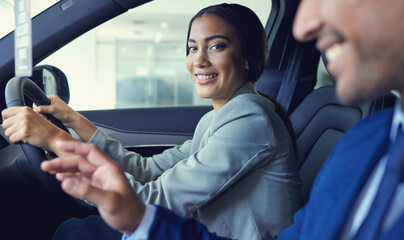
[36,0,271,110]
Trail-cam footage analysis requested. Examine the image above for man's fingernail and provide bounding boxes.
[64,179,77,193]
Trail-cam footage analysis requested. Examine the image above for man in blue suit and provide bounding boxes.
[41,0,404,239]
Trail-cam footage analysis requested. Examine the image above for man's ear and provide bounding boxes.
[245,61,249,70]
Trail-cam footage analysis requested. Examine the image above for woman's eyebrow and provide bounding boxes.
[205,35,230,42]
[188,35,231,43]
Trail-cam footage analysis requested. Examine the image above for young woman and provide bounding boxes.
[2,3,301,239]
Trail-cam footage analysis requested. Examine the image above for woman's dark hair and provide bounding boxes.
[186,3,268,83]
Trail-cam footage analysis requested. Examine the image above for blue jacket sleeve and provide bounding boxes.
[275,207,304,239]
[148,206,231,240]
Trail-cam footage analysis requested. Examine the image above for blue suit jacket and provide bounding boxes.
[146,108,404,240]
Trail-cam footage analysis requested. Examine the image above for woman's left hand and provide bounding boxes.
[35,95,97,142]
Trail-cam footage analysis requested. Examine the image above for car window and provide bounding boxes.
[36,0,271,110]
[0,0,59,39]
[315,58,336,89]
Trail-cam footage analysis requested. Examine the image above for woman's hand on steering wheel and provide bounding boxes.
[2,106,76,156]
[34,95,77,128]
[35,95,97,143]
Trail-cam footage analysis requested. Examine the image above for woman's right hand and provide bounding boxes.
[35,95,97,142]
[1,106,76,155]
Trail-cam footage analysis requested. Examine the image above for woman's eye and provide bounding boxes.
[210,44,225,50]
[188,46,197,52]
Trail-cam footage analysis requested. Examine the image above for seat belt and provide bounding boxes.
[276,44,305,112]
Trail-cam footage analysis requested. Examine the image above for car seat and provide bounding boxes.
[290,85,397,203]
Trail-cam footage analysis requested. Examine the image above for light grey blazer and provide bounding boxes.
[89,83,302,240]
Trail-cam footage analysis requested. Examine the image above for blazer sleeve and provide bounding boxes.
[89,129,192,184]
[148,206,231,240]
[130,96,278,215]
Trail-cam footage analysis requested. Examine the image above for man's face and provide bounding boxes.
[294,0,404,106]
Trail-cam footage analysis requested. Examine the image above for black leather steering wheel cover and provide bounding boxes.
[5,77,95,214]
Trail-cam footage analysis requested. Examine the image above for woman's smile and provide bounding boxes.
[195,73,219,85]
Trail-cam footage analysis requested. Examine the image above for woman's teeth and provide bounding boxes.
[197,74,217,80]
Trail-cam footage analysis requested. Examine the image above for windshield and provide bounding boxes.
[0,0,59,39]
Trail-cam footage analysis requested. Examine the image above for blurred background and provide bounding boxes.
[0,0,271,110]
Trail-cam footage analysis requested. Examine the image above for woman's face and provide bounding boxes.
[186,14,247,111]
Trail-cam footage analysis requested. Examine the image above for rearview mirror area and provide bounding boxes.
[32,65,70,104]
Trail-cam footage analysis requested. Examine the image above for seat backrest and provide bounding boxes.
[290,86,396,203]
[258,92,297,154]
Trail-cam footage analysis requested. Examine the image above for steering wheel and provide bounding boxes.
[5,77,96,215]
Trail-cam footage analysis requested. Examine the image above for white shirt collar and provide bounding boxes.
[390,100,404,142]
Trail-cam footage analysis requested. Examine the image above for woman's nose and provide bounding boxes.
[193,50,210,68]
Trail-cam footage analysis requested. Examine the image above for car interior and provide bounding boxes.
[0,0,398,239]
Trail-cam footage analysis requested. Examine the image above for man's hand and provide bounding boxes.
[41,141,145,234]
